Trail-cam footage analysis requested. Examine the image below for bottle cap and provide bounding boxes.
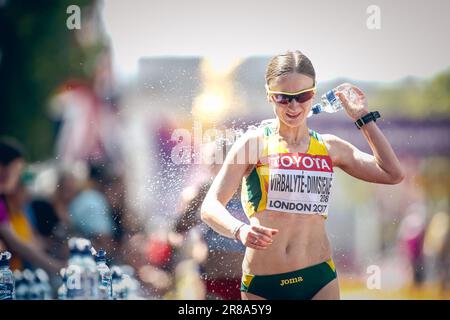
[68,237,78,249]
[311,104,322,115]
[22,269,35,282]
[35,268,49,282]
[0,251,12,266]
[81,243,93,256]
[60,268,66,279]
[95,249,107,262]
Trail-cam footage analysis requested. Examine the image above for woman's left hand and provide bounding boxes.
[335,83,370,121]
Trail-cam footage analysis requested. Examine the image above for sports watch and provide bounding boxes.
[354,111,381,129]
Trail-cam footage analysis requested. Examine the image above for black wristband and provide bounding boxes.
[354,111,380,129]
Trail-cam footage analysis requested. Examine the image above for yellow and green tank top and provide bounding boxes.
[241,123,334,218]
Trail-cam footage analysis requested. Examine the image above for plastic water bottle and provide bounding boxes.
[68,237,83,267]
[80,241,98,299]
[26,270,47,300]
[0,251,15,300]
[14,270,28,300]
[31,271,44,300]
[308,84,357,117]
[66,238,85,299]
[66,237,97,299]
[120,265,141,299]
[94,250,112,300]
[35,268,52,299]
[57,268,68,300]
[21,269,40,300]
[111,266,125,300]
[65,264,84,299]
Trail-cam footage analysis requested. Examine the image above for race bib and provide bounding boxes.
[266,153,333,215]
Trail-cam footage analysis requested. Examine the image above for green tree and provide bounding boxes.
[0,0,105,161]
[370,69,450,118]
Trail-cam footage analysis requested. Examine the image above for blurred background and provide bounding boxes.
[0,0,449,299]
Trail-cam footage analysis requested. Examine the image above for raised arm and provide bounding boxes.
[323,84,405,184]
[324,127,404,184]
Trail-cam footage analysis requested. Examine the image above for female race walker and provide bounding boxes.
[200,50,404,300]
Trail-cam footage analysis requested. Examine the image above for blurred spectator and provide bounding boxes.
[437,223,450,295]
[0,137,63,274]
[423,211,450,296]
[27,198,59,238]
[4,179,39,269]
[397,205,427,287]
[121,231,174,299]
[68,164,115,255]
[27,196,69,261]
[53,171,80,226]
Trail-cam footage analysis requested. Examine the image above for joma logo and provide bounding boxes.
[280,276,304,286]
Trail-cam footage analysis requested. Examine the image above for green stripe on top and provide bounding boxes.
[245,167,263,212]
[309,129,322,142]
[264,125,272,137]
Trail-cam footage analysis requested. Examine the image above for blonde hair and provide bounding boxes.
[265,50,316,86]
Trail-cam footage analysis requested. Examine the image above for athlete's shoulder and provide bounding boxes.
[318,133,339,149]
[319,133,352,165]
[320,133,347,146]
[225,125,264,164]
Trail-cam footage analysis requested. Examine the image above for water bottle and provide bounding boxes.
[57,268,68,300]
[66,238,85,299]
[119,265,141,299]
[20,270,33,300]
[14,270,28,300]
[22,269,41,300]
[35,268,52,299]
[111,266,125,300]
[308,84,357,117]
[80,241,98,299]
[0,251,15,300]
[65,264,84,299]
[68,237,83,267]
[30,270,44,300]
[94,250,112,300]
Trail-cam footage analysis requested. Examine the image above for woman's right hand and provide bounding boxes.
[237,224,279,250]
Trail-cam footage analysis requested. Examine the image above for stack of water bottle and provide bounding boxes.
[1,251,54,300]
[1,238,142,300]
[15,268,53,300]
[0,251,15,300]
[58,237,141,300]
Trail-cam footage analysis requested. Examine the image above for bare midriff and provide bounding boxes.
[242,210,331,275]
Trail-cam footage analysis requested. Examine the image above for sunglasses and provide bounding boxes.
[265,84,316,105]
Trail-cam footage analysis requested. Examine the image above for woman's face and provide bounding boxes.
[0,159,25,194]
[268,73,315,128]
